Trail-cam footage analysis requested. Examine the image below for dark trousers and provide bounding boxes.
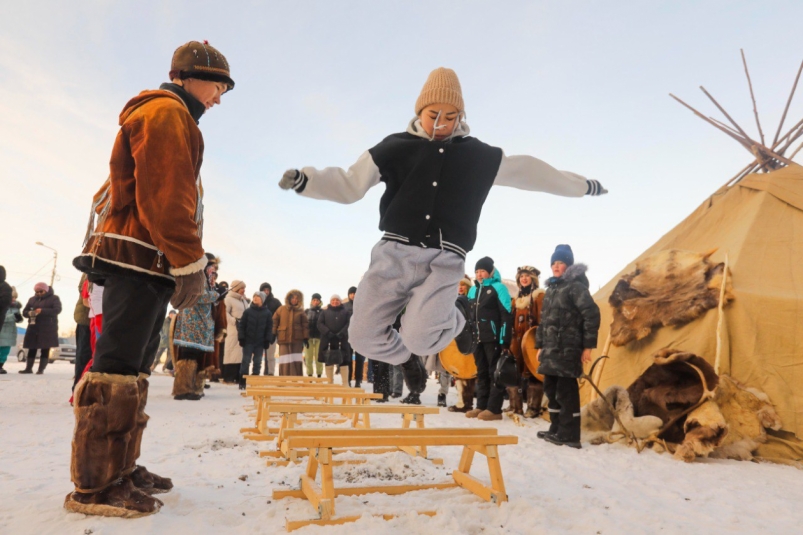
[73,324,92,389]
[543,375,581,442]
[474,342,505,413]
[91,276,173,377]
[241,345,264,376]
[371,359,390,398]
[24,348,51,372]
[367,358,374,382]
[353,352,365,386]
[221,363,240,383]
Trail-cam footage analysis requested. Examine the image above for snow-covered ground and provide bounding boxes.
[1,358,801,535]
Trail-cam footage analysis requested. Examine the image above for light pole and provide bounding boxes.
[36,242,58,287]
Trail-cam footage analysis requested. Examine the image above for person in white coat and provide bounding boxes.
[222,280,248,383]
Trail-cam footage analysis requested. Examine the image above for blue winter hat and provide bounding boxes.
[550,244,574,267]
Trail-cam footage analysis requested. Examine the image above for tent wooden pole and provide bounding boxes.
[714,254,730,376]
[699,85,756,144]
[788,140,803,161]
[772,58,803,146]
[741,49,765,146]
[669,94,753,151]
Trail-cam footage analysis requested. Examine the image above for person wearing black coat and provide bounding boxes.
[259,282,283,376]
[318,295,352,385]
[237,292,274,387]
[536,245,601,449]
[21,282,63,374]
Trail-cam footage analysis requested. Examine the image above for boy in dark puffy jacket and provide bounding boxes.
[237,291,274,388]
[536,245,600,448]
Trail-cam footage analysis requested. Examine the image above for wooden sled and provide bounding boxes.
[272,428,518,531]
[241,388,383,440]
[259,403,440,464]
[245,375,332,386]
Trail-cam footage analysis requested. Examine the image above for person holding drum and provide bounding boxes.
[507,266,546,418]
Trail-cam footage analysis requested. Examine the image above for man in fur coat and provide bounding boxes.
[536,245,601,448]
[66,41,233,517]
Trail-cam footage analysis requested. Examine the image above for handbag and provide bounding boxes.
[494,350,520,388]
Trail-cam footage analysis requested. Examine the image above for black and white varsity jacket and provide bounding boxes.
[290,119,603,259]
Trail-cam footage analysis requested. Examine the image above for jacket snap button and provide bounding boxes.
[432,182,438,187]
[425,215,431,220]
[439,148,444,153]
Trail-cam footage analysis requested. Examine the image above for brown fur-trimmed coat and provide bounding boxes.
[509,287,544,377]
[272,290,309,355]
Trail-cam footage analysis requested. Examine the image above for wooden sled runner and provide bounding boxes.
[273,428,518,531]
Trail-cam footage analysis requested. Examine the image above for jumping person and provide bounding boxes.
[536,245,601,449]
[67,40,233,517]
[278,67,606,388]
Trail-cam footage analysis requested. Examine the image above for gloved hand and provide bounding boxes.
[279,169,305,190]
[585,179,608,196]
[303,338,309,349]
[170,270,206,310]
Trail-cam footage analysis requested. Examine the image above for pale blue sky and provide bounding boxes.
[3,1,803,329]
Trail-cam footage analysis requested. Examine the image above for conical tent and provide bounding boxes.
[583,164,803,439]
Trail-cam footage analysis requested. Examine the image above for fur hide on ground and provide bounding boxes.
[627,348,719,444]
[581,385,663,444]
[608,249,733,346]
[674,400,728,462]
[707,375,782,461]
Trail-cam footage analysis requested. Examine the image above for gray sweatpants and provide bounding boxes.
[349,240,466,365]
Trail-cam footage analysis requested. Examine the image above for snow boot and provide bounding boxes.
[544,433,581,449]
[504,386,524,415]
[400,355,427,395]
[437,393,447,407]
[65,372,162,518]
[465,408,482,418]
[524,379,544,419]
[448,378,475,412]
[123,376,173,496]
[454,296,477,355]
[172,359,201,400]
[0,363,6,374]
[536,430,553,440]
[478,410,503,421]
[193,368,207,398]
[400,393,421,405]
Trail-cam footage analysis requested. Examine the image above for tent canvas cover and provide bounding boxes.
[583,164,803,444]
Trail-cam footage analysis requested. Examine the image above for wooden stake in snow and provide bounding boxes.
[713,254,730,376]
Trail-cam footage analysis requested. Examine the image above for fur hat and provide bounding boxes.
[415,67,464,115]
[170,40,234,90]
[550,244,574,267]
[474,256,494,274]
[516,266,541,287]
[459,277,472,290]
[230,280,245,293]
[34,282,49,293]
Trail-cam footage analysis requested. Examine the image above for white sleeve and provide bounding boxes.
[493,152,589,197]
[296,151,381,204]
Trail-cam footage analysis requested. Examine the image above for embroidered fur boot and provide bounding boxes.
[124,375,173,495]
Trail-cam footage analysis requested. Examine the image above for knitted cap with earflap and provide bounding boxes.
[170,40,234,91]
[415,67,464,115]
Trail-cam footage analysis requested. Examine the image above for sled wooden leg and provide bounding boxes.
[318,448,335,520]
[451,444,507,504]
[485,445,508,503]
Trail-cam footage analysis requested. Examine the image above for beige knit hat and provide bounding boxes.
[415,67,464,115]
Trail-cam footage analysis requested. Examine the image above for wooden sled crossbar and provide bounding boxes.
[245,375,332,385]
[257,404,441,464]
[274,428,517,531]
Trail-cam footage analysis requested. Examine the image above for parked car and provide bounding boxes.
[17,337,77,364]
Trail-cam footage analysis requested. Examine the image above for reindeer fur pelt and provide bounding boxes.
[581,385,663,444]
[627,348,719,444]
[608,249,733,346]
